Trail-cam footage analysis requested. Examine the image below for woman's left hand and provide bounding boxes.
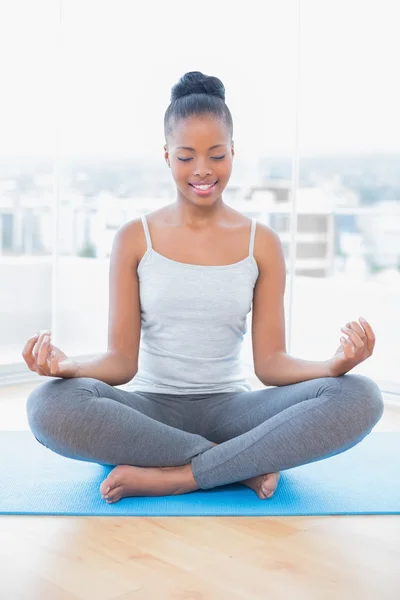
[325,317,376,377]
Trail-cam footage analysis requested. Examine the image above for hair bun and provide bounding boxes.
[171,71,226,102]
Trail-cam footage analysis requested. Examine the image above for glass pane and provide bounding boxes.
[289,1,400,392]
[0,1,58,370]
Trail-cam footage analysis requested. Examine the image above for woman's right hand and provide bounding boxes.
[22,330,79,378]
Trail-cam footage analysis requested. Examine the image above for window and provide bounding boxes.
[1,1,398,395]
[1,214,14,252]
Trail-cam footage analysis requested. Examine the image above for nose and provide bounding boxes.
[193,158,213,177]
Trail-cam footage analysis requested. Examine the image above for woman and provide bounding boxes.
[24,71,384,505]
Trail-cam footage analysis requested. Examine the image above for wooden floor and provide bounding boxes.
[1,379,399,600]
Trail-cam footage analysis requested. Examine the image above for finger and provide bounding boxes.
[34,335,50,375]
[21,333,40,370]
[50,353,59,376]
[30,332,48,376]
[359,317,376,352]
[30,331,51,375]
[36,330,53,376]
[37,335,52,374]
[341,326,363,349]
[341,337,354,358]
[33,331,50,359]
[346,320,367,340]
[341,327,363,350]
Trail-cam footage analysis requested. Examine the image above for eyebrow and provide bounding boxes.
[176,144,227,151]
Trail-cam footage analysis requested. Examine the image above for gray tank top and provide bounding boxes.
[127,214,259,394]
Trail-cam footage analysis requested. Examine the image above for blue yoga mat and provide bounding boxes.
[3,431,399,516]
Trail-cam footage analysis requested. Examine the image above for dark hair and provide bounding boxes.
[164,71,233,143]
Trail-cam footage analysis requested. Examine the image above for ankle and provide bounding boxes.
[175,463,200,493]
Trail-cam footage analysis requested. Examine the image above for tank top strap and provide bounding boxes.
[141,215,153,250]
[248,217,256,257]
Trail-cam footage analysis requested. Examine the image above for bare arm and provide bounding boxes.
[76,220,141,386]
[254,352,330,387]
[74,351,137,387]
[252,224,330,386]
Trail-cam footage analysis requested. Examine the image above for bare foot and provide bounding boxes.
[209,442,280,500]
[240,471,281,500]
[100,463,200,504]
[101,442,280,504]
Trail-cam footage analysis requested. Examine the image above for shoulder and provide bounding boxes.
[228,207,279,249]
[253,220,286,275]
[111,217,147,268]
[112,205,176,266]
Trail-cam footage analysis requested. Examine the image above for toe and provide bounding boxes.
[261,477,278,498]
[107,492,121,504]
[103,485,123,503]
[100,474,117,496]
[100,481,111,496]
[261,486,272,498]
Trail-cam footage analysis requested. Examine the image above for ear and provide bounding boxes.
[231,140,235,158]
[164,144,170,167]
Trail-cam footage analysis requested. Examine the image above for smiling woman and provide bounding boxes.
[25,70,384,507]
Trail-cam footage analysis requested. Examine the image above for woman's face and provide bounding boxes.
[164,115,234,206]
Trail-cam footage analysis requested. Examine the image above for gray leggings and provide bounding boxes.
[26,374,384,490]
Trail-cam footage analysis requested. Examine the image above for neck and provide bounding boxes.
[172,196,226,228]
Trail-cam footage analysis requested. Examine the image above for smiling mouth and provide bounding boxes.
[189,181,218,190]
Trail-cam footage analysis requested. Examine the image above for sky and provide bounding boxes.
[0,0,399,158]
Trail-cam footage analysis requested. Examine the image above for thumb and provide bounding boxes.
[50,353,60,376]
[50,355,72,377]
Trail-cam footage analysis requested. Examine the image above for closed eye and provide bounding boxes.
[178,156,225,162]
